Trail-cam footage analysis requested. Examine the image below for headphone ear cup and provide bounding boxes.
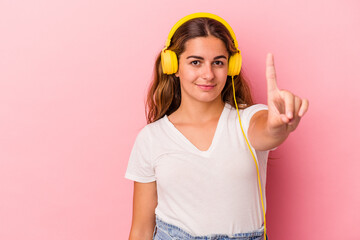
[161,50,178,74]
[228,52,242,76]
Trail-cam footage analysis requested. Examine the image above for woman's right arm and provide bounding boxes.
[128,181,158,240]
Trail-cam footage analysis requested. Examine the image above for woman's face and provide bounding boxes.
[175,36,229,105]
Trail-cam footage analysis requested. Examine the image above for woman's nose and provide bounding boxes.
[201,62,215,80]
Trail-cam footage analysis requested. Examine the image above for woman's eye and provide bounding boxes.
[214,61,224,65]
[191,60,200,65]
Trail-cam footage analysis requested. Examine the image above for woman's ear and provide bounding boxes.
[175,71,179,77]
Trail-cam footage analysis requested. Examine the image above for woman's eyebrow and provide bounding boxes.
[186,55,227,60]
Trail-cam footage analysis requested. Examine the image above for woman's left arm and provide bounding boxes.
[248,53,309,151]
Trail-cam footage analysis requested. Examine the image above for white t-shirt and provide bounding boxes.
[124,103,274,236]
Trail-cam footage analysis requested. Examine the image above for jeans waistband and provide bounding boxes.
[154,215,267,240]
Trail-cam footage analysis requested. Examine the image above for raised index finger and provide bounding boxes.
[266,53,278,92]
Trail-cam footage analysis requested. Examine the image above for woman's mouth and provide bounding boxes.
[196,84,216,90]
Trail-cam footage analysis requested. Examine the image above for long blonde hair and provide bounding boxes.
[145,17,254,124]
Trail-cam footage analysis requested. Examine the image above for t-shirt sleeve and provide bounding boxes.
[124,128,156,183]
[241,104,277,151]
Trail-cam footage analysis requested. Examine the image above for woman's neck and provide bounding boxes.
[169,98,225,124]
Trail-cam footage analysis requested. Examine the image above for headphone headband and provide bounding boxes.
[164,12,239,49]
[161,12,242,76]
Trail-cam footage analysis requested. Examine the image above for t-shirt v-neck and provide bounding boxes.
[163,103,230,157]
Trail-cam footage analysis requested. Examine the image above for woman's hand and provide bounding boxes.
[266,53,309,136]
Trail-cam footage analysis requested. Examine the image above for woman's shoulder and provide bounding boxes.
[134,116,168,141]
[225,103,269,128]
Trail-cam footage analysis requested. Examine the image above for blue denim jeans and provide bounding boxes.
[152,215,269,240]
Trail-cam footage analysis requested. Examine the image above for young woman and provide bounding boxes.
[125,13,309,240]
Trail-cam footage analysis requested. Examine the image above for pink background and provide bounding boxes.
[1,0,359,239]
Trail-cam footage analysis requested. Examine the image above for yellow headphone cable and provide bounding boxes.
[231,76,267,239]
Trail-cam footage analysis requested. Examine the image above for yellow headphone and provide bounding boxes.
[161,12,268,240]
[161,12,242,76]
